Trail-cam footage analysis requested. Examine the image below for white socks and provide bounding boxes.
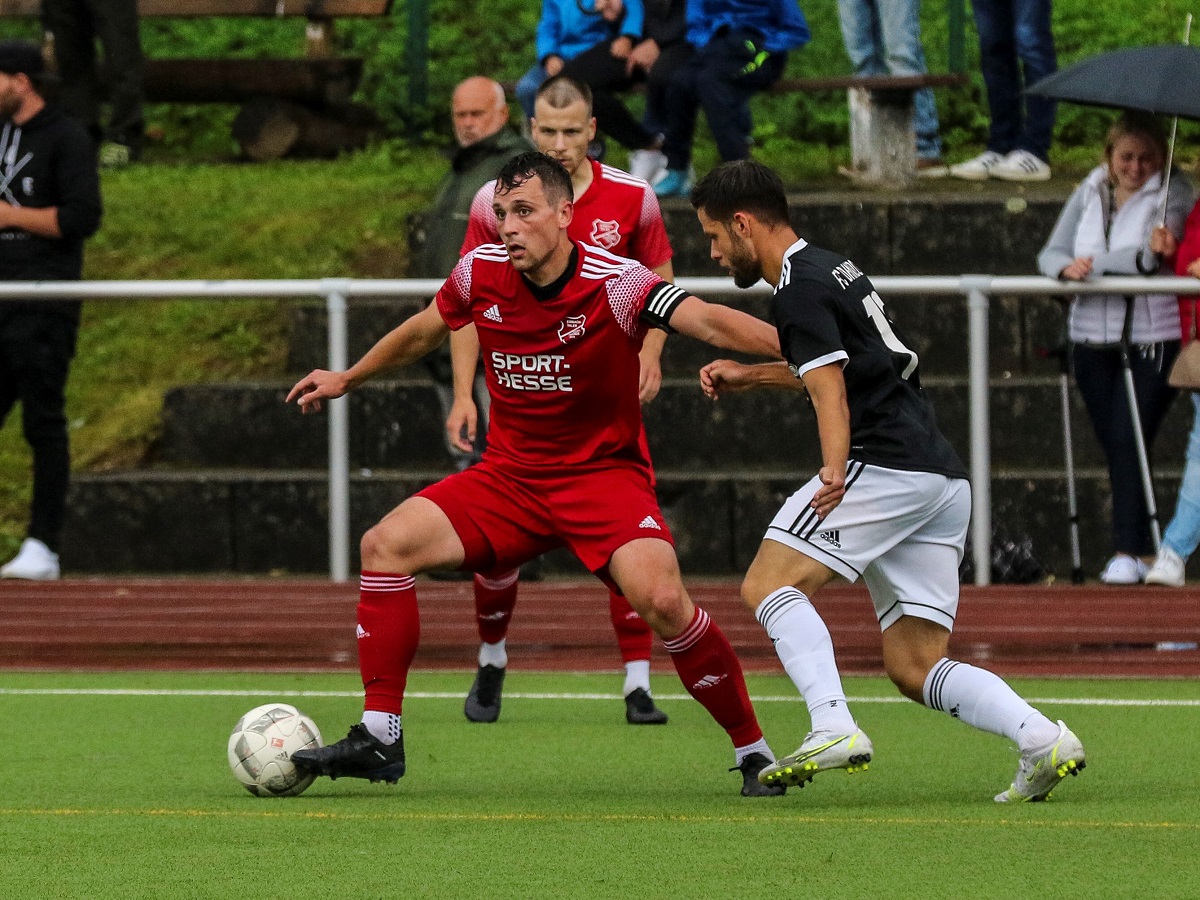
[923,657,1059,751]
[734,737,775,767]
[623,659,651,697]
[756,587,857,734]
[361,710,401,745]
[478,639,508,669]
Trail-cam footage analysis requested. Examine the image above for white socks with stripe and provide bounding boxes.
[361,710,402,745]
[756,587,857,734]
[923,657,1059,752]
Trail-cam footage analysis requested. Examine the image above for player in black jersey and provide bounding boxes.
[689,160,1086,803]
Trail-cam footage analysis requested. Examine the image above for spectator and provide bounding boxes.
[654,0,810,198]
[561,0,690,184]
[837,0,945,175]
[417,77,532,470]
[42,0,145,168]
[516,0,645,121]
[949,0,1056,182]
[1143,206,1200,586]
[1037,113,1194,584]
[0,39,103,581]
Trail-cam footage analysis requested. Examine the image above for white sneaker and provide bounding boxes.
[1145,546,1186,586]
[0,538,60,580]
[1099,554,1148,585]
[949,150,1005,180]
[995,720,1085,802]
[628,148,667,185]
[757,727,873,789]
[991,149,1052,182]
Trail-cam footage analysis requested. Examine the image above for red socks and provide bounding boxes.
[473,569,520,644]
[663,607,763,747]
[608,590,654,664]
[358,572,420,715]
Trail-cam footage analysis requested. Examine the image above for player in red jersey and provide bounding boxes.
[455,76,674,726]
[287,151,786,795]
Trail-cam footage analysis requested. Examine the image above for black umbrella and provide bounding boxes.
[1026,44,1200,119]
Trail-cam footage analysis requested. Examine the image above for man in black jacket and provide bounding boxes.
[0,40,102,581]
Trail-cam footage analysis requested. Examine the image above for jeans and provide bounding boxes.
[1163,392,1200,561]
[515,64,548,121]
[968,0,1057,161]
[837,0,941,160]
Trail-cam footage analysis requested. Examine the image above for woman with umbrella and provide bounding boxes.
[1038,112,1195,584]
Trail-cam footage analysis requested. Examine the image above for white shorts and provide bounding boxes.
[764,462,971,631]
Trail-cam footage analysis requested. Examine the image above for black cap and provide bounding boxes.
[0,40,44,79]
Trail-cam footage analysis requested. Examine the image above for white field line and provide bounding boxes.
[0,688,1199,707]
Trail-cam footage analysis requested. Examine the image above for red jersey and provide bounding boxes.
[460,159,673,270]
[434,241,690,472]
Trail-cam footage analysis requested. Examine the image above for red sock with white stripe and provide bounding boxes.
[609,590,654,693]
[663,607,764,752]
[357,572,420,739]
[474,568,519,645]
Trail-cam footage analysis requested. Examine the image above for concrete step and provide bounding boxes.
[159,377,1194,471]
[285,293,1071,380]
[62,467,1190,581]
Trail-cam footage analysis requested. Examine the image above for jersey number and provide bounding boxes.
[861,291,918,380]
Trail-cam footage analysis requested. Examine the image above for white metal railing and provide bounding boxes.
[6,274,1200,585]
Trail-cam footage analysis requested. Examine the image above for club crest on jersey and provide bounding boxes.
[590,219,622,249]
[557,314,586,344]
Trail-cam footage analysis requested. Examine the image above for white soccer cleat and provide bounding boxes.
[1144,546,1186,587]
[0,538,60,580]
[757,727,873,789]
[994,720,1086,803]
[949,150,1005,181]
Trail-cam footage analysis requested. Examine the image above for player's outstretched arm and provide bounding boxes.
[287,303,450,414]
[667,296,781,358]
[700,359,801,399]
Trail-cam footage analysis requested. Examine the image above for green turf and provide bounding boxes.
[0,671,1197,899]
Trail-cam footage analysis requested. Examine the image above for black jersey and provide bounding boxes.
[772,239,967,479]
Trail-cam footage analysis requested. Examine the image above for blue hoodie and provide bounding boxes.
[535,0,646,64]
[686,0,809,54]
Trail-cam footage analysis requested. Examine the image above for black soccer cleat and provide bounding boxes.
[734,752,787,797]
[290,723,406,784]
[464,664,506,723]
[624,687,669,725]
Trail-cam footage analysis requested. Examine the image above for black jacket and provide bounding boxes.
[0,104,102,320]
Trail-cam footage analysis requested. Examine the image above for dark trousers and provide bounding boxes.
[0,311,79,553]
[42,0,144,151]
[1072,340,1179,557]
[561,41,692,150]
[662,31,787,169]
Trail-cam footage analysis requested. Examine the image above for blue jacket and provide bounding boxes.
[685,0,809,53]
[536,0,645,64]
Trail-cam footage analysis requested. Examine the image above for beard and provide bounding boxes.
[726,236,763,288]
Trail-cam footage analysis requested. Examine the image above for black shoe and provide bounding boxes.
[734,752,786,797]
[464,664,506,723]
[624,687,668,725]
[290,723,406,783]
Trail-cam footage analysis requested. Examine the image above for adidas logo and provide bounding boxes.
[692,674,727,690]
[638,516,661,530]
[356,624,370,640]
[818,529,841,549]
[484,304,503,323]
[478,611,508,621]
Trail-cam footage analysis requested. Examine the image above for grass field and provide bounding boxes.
[1,671,1197,899]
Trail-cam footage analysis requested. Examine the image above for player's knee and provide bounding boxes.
[635,581,690,634]
[884,654,933,703]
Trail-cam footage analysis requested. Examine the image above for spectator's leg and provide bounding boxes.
[694,33,786,162]
[515,64,547,121]
[42,0,102,146]
[1162,393,1200,561]
[643,42,692,138]
[1012,0,1057,160]
[837,0,886,77]
[87,0,144,156]
[11,314,77,554]
[661,54,703,171]
[968,0,1020,155]
[562,42,655,151]
[876,0,943,160]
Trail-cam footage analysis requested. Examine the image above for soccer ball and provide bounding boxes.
[227,703,323,797]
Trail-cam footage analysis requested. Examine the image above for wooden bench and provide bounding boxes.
[0,0,394,160]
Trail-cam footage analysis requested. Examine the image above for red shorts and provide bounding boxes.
[417,460,673,584]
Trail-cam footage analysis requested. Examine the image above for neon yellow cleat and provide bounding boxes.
[994,720,1086,802]
[758,728,874,789]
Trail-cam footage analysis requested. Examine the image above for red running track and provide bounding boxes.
[1,578,1198,677]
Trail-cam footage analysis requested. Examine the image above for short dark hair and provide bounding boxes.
[496,150,574,206]
[690,160,790,227]
[536,74,593,115]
